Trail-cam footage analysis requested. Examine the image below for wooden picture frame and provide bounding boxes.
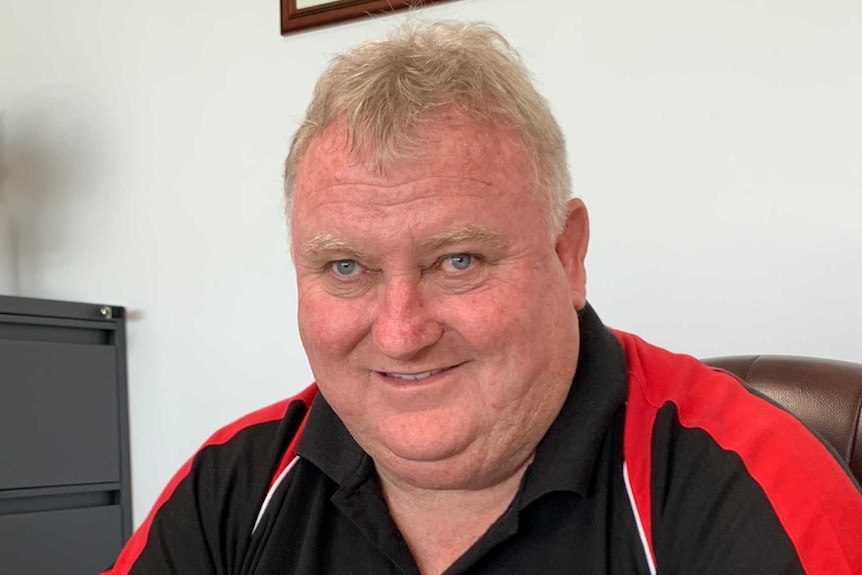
[281,0,456,35]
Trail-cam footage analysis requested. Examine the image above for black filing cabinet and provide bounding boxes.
[0,296,132,574]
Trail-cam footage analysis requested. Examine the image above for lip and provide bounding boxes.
[383,368,447,381]
[374,362,465,385]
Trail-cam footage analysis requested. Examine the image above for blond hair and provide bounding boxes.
[284,20,571,235]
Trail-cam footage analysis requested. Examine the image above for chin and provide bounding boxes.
[375,451,486,491]
[377,423,472,462]
[364,414,474,458]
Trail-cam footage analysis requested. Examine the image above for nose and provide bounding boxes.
[371,276,443,360]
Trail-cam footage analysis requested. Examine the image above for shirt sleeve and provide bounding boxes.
[101,449,234,574]
[101,396,310,574]
[618,334,862,575]
[649,403,807,574]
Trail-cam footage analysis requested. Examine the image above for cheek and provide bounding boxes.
[453,267,562,341]
[449,270,574,381]
[298,290,370,363]
[443,288,533,363]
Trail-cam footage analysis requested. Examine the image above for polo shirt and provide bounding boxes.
[103,305,862,574]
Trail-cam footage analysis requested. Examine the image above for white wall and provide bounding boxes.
[2,0,860,526]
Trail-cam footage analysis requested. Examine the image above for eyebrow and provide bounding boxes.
[422,225,503,251]
[299,225,503,262]
[300,234,365,261]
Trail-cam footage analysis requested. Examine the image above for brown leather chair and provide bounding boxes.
[703,355,862,484]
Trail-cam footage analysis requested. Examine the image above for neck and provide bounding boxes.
[377,456,532,575]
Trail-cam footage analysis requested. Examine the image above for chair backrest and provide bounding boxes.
[703,355,862,484]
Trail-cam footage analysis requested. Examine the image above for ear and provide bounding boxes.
[555,198,590,310]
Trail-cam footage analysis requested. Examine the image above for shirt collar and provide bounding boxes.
[297,391,367,486]
[297,302,629,502]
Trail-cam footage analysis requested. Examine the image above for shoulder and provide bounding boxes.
[195,383,318,455]
[104,384,320,573]
[613,330,862,574]
[613,328,850,477]
[178,383,319,503]
[152,382,320,522]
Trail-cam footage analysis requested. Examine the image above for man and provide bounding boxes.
[105,21,862,574]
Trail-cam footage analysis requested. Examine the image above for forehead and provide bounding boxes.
[288,115,552,258]
[293,114,535,201]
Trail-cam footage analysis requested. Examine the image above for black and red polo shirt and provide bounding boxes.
[103,305,862,574]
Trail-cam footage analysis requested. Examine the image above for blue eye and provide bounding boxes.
[332,260,358,276]
[445,254,473,271]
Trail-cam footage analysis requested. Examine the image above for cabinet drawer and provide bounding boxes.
[0,505,124,574]
[0,339,120,489]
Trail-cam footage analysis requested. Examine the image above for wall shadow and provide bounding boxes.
[0,90,109,296]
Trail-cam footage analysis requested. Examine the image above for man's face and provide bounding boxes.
[291,116,588,491]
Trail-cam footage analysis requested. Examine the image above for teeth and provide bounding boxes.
[385,368,445,381]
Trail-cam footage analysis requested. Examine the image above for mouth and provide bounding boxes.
[377,363,463,383]
[382,368,447,381]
